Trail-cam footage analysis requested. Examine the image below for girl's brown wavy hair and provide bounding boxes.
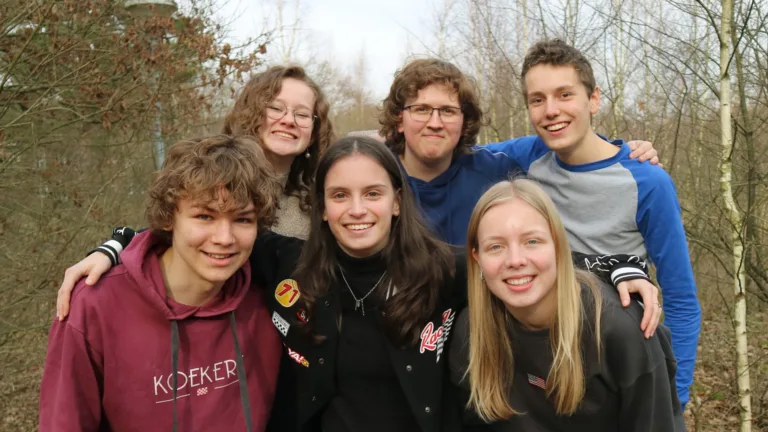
[222,65,335,209]
[379,58,484,158]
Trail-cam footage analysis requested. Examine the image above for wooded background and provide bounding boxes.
[1,0,766,430]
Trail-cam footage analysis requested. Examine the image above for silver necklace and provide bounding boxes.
[339,268,387,317]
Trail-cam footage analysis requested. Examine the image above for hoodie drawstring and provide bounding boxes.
[171,320,179,432]
[169,312,253,431]
[230,311,253,432]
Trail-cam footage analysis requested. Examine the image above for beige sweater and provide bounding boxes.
[271,174,311,240]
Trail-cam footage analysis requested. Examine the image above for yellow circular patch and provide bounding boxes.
[275,279,301,308]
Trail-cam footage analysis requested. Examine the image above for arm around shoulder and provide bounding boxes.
[249,230,304,288]
[478,135,545,172]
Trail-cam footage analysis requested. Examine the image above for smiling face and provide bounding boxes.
[397,83,464,175]
[260,78,316,171]
[164,191,258,293]
[524,64,600,162]
[322,153,401,258]
[472,197,557,328]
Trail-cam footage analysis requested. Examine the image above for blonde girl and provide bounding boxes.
[449,179,685,432]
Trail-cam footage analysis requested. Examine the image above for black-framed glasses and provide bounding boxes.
[265,103,316,128]
[402,104,463,123]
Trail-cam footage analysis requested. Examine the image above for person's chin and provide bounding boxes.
[419,147,453,162]
[264,142,304,157]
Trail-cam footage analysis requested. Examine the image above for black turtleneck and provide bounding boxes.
[321,246,421,432]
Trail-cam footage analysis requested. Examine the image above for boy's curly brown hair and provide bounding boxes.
[146,135,282,243]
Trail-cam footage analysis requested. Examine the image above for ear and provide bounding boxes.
[471,248,480,264]
[323,208,328,221]
[589,86,600,115]
[397,112,404,134]
[393,189,401,217]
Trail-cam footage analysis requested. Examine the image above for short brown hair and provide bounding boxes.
[379,58,483,157]
[521,39,597,104]
[222,65,335,209]
[146,135,281,244]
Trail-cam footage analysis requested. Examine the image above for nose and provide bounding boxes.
[211,220,235,245]
[504,244,527,268]
[544,99,560,118]
[347,196,368,217]
[426,109,444,129]
[279,109,297,127]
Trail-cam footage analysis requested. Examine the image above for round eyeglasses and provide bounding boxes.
[265,103,316,128]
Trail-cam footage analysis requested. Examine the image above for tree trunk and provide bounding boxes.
[734,23,759,303]
[719,0,752,429]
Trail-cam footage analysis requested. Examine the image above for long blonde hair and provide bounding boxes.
[465,178,602,421]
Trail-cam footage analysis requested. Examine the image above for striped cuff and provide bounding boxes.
[611,265,652,285]
[86,239,124,266]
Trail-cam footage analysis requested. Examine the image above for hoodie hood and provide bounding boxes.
[120,230,252,321]
[120,230,256,431]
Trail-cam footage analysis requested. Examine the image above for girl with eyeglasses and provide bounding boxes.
[223,65,335,240]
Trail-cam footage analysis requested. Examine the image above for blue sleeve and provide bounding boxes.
[631,164,701,406]
[476,136,547,172]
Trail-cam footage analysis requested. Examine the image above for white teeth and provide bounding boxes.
[505,277,533,286]
[545,123,567,131]
[347,224,372,231]
[273,131,297,139]
[207,253,232,259]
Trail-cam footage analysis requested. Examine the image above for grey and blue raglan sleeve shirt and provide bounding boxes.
[483,136,702,405]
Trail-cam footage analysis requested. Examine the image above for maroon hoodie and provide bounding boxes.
[39,231,281,431]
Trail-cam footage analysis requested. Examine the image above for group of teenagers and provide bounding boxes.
[40,39,700,431]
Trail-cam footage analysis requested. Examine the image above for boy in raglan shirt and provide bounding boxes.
[39,135,283,431]
[484,39,701,407]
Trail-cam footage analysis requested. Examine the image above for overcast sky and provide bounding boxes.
[213,0,437,98]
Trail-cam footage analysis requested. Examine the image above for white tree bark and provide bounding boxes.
[519,0,530,136]
[719,0,752,429]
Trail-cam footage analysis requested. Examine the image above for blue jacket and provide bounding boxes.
[397,148,520,246]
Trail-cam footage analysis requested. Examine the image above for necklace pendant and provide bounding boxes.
[355,299,362,311]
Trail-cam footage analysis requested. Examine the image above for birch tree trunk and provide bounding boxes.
[520,0,530,136]
[719,0,752,429]
[611,0,625,138]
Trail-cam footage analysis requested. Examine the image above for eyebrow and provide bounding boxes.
[235,208,258,216]
[192,204,257,215]
[325,183,389,192]
[529,85,575,95]
[272,98,313,111]
[479,229,548,241]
